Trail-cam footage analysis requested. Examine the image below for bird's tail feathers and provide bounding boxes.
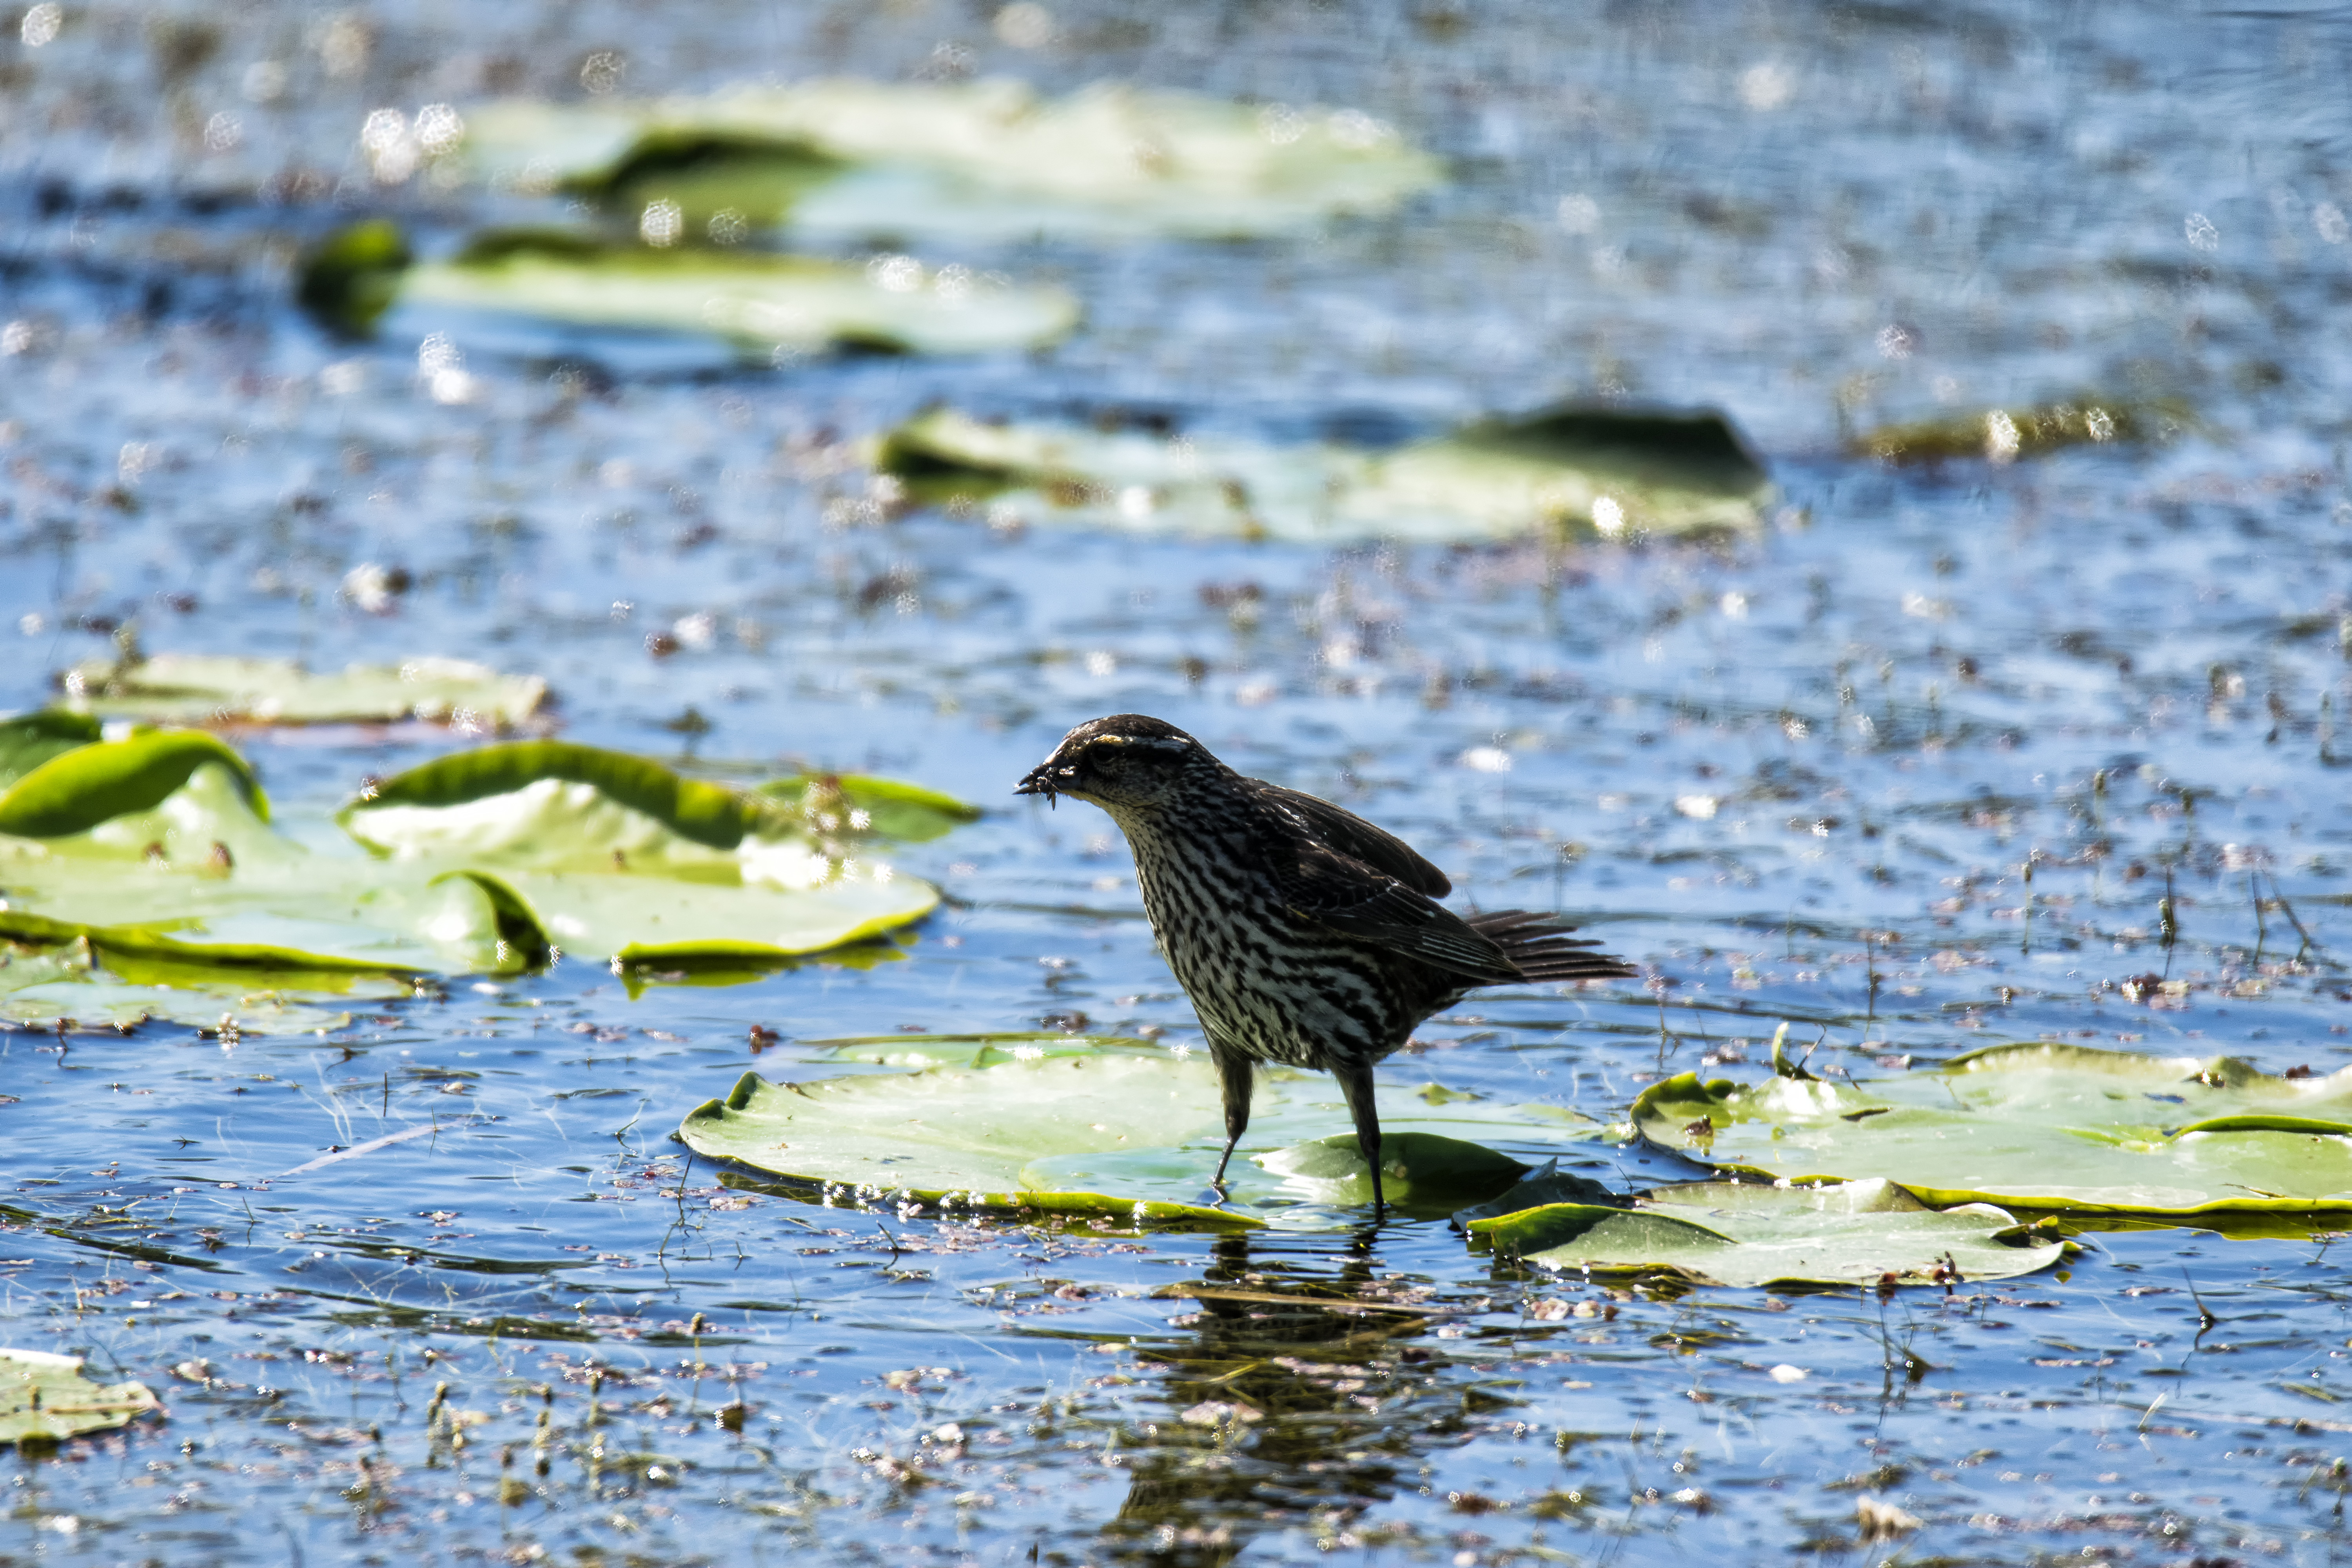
[1466,909,1638,984]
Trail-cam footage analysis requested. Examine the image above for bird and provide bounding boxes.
[1016,713,1635,1211]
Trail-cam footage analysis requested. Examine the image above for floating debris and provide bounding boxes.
[1856,399,2187,464]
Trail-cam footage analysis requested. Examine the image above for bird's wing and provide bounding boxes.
[1243,780,1452,897]
[1273,838,1524,984]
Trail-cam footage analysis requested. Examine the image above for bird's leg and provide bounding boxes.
[1334,1063,1386,1214]
[1210,1048,1254,1193]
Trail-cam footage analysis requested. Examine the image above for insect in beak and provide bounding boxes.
[1015,761,1066,805]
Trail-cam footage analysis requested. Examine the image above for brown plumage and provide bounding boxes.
[1016,713,1635,1210]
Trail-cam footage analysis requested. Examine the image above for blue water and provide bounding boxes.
[6,0,2352,1561]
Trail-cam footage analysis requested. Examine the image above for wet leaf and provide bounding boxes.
[1468,1178,2065,1288]
[62,654,548,728]
[1633,1042,2352,1229]
[0,729,266,837]
[874,403,1772,542]
[679,1039,1616,1226]
[305,226,1079,358]
[0,1348,162,1446]
[457,79,1443,240]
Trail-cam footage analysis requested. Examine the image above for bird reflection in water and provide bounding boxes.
[1095,1226,1485,1565]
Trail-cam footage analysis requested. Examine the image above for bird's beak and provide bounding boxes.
[1015,759,1065,806]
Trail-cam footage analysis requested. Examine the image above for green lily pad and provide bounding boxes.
[0,729,266,838]
[0,735,953,1005]
[1256,1132,1528,1208]
[0,1348,162,1447]
[679,1039,1617,1227]
[873,403,1771,543]
[61,654,548,728]
[1855,398,2189,465]
[1633,1042,2352,1231]
[345,740,793,861]
[1467,1178,2066,1289]
[0,711,102,791]
[302,226,1079,357]
[457,79,1442,240]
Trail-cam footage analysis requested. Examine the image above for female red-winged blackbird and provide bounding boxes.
[1017,713,1635,1210]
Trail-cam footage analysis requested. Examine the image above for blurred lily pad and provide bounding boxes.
[1633,1042,2352,1232]
[1856,398,2187,464]
[458,79,1443,240]
[679,1039,1617,1226]
[0,728,266,838]
[874,403,1772,542]
[62,654,548,728]
[1467,1178,2065,1289]
[301,226,1079,357]
[0,978,360,1035]
[0,710,101,791]
[0,1348,161,1447]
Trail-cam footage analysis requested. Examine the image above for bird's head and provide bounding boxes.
[1016,714,1213,812]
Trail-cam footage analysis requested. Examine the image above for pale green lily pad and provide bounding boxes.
[679,1039,1617,1226]
[2,980,359,1035]
[1468,1178,2066,1289]
[0,1348,161,1447]
[60,654,548,728]
[874,403,1771,543]
[457,79,1442,240]
[329,229,1079,358]
[506,868,935,964]
[1633,1042,2352,1232]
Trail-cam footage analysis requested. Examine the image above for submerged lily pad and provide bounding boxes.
[61,655,548,728]
[679,1039,1617,1226]
[1467,1178,2065,1289]
[1633,1042,2352,1231]
[457,79,1443,240]
[0,1348,161,1447]
[1856,399,2187,465]
[873,403,1772,543]
[301,226,1078,357]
